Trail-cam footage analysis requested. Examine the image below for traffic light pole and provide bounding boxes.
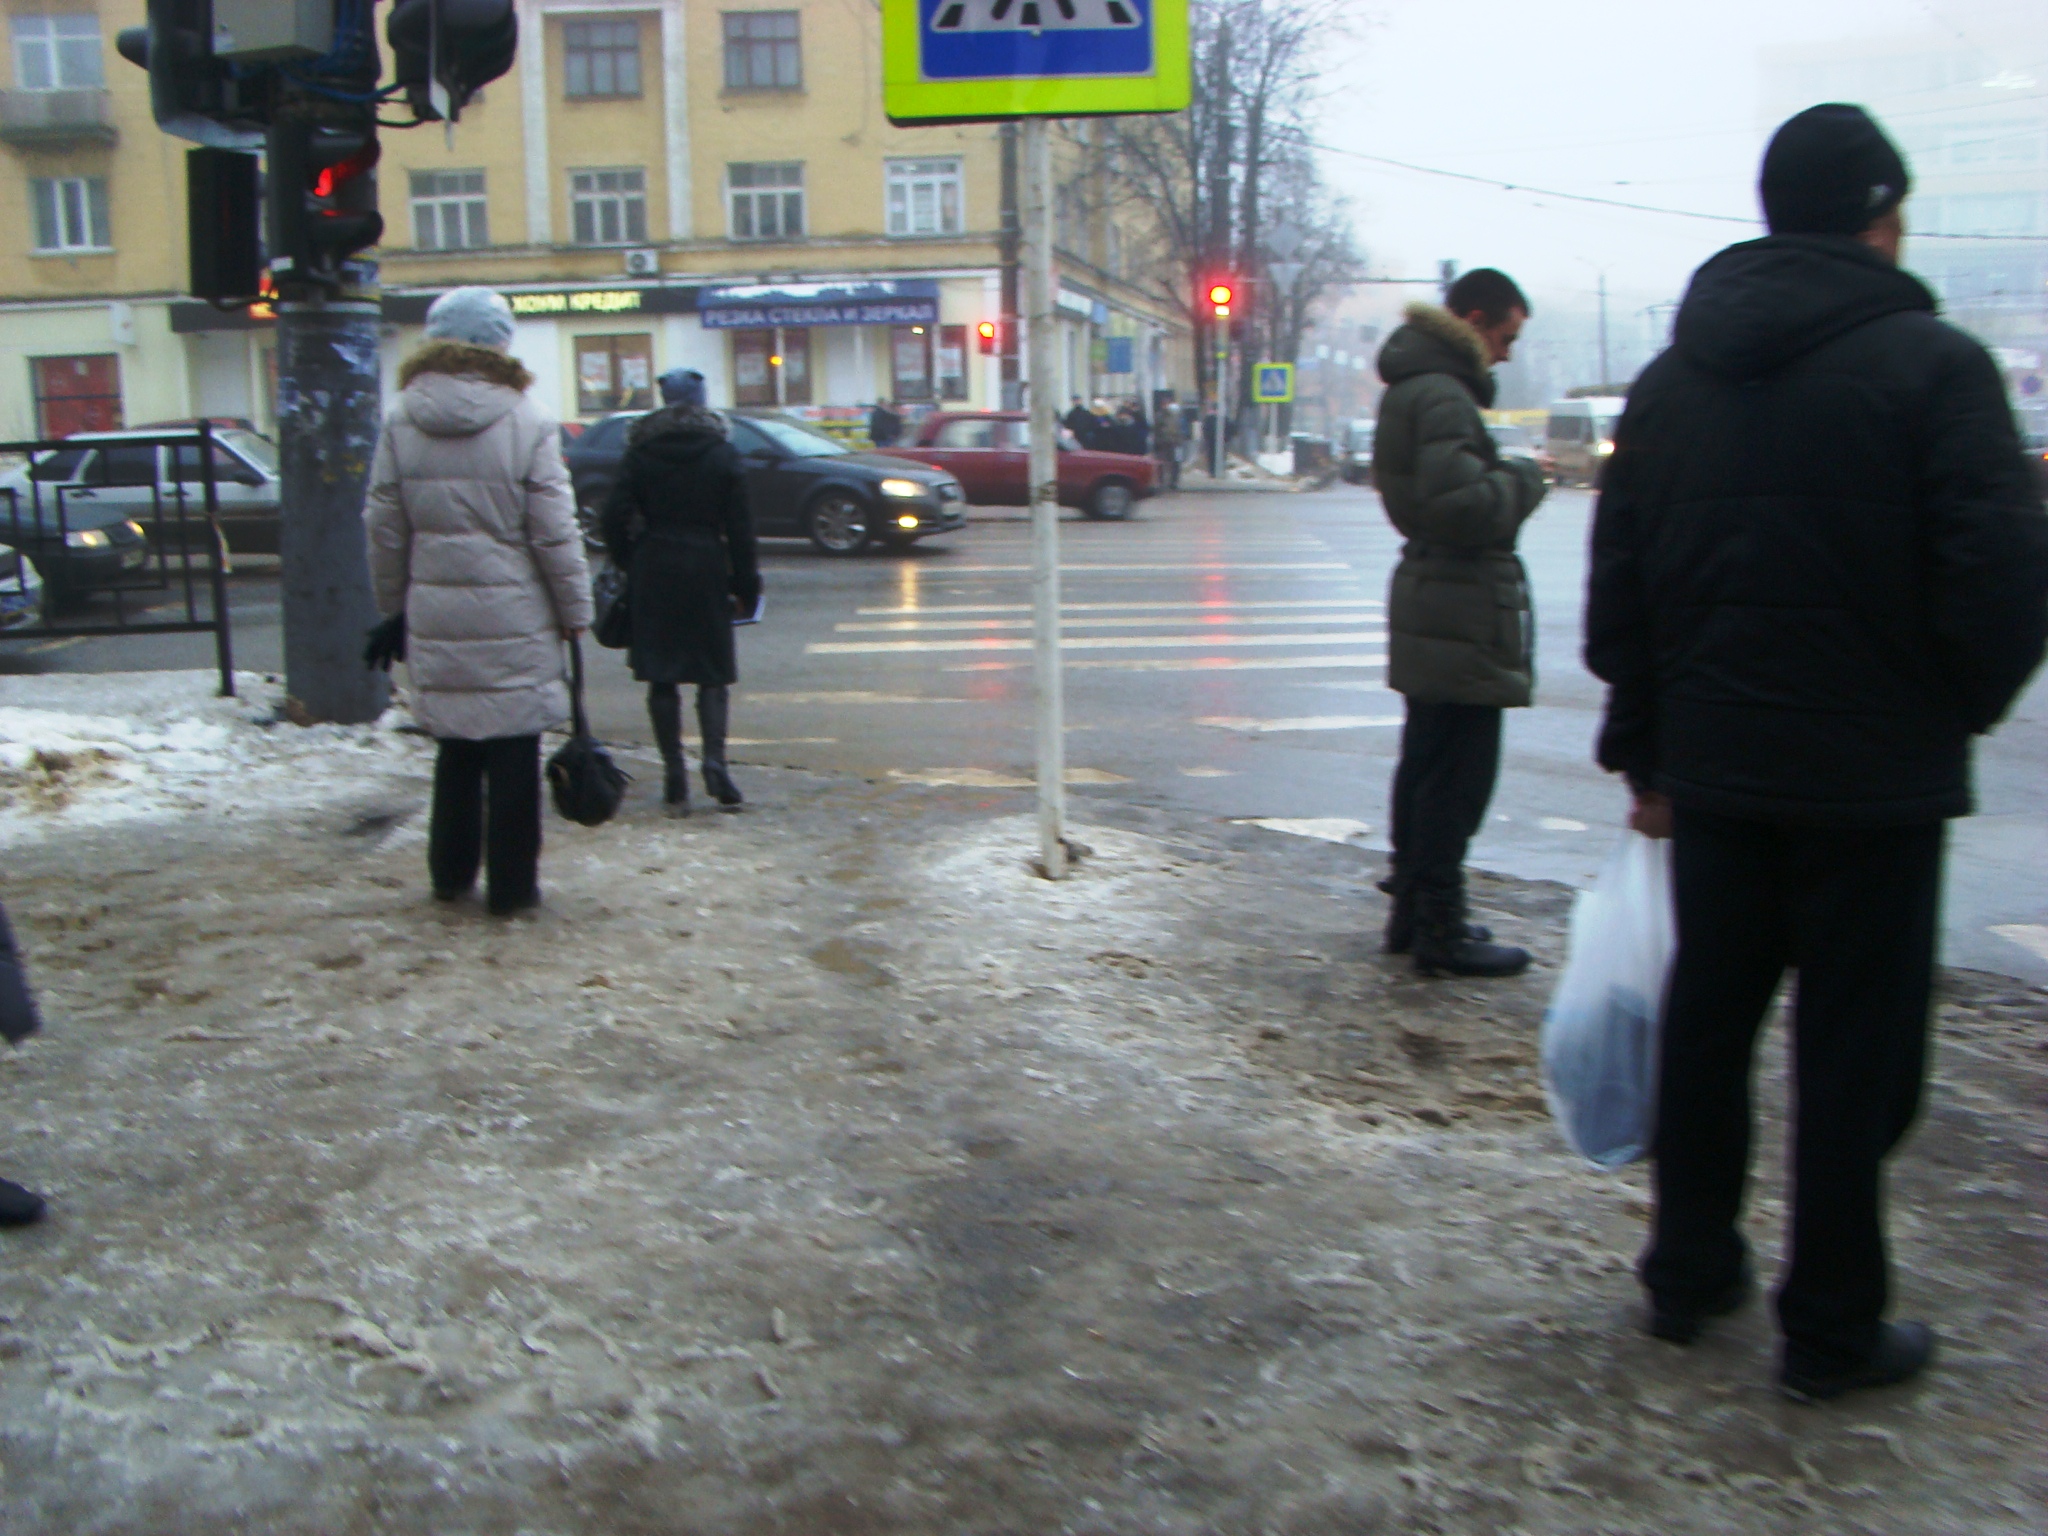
[1022,116,1067,881]
[270,104,389,726]
[275,288,390,724]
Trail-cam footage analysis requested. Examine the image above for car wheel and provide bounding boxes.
[1086,480,1135,521]
[807,491,872,555]
[576,498,606,555]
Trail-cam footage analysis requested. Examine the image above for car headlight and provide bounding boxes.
[896,513,921,529]
[123,520,146,540]
[65,528,110,549]
[1594,440,1615,456]
[877,478,925,498]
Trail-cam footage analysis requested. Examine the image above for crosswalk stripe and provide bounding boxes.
[807,630,1385,655]
[911,562,1354,573]
[1197,714,1402,732]
[855,598,1383,615]
[834,616,1390,633]
[949,653,1386,673]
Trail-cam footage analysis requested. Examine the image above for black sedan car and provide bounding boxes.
[563,410,965,556]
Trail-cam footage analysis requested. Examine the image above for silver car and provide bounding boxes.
[0,425,281,557]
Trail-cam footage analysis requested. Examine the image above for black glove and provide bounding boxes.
[363,613,407,671]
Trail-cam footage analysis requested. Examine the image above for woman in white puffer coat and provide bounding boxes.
[365,288,592,915]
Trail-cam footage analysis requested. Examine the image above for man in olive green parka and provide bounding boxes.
[1374,269,1548,976]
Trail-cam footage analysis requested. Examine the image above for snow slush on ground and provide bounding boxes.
[0,670,2040,1533]
[0,671,429,841]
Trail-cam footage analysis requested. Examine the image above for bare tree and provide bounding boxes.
[1102,0,1355,456]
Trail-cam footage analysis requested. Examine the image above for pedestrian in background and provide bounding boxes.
[868,399,903,448]
[0,901,45,1226]
[365,287,593,916]
[1153,401,1182,492]
[1373,269,1548,977]
[1586,105,2048,1402]
[602,368,761,816]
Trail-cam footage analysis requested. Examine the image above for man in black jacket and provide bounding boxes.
[1586,105,2048,1403]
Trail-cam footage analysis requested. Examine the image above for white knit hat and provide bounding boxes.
[424,286,515,351]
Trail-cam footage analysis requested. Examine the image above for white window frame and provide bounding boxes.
[726,162,803,242]
[569,167,648,246]
[30,176,110,254]
[562,18,641,99]
[409,169,489,250]
[885,157,963,239]
[12,14,103,91]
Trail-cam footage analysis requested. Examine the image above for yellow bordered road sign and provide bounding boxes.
[1252,362,1295,404]
[883,0,1191,124]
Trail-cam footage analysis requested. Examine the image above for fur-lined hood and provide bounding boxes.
[396,342,535,440]
[628,402,730,448]
[399,340,534,392]
[1378,303,1495,406]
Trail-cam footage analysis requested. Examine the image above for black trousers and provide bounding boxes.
[1388,699,1503,893]
[429,734,542,908]
[1643,807,1941,1372]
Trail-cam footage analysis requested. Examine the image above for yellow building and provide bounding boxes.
[0,0,1188,441]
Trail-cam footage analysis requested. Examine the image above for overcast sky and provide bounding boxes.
[1311,0,2045,328]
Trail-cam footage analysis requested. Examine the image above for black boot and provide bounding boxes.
[1381,873,1491,956]
[697,685,743,807]
[1780,1322,1936,1404]
[648,683,690,816]
[1412,881,1528,978]
[0,1177,46,1227]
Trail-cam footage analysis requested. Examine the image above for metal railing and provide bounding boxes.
[0,420,236,696]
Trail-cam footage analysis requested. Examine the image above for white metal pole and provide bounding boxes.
[1022,117,1067,880]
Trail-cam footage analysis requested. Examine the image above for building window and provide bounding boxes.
[936,324,968,401]
[409,170,488,250]
[12,14,103,90]
[574,334,654,416]
[569,167,647,246]
[891,325,933,401]
[30,176,110,252]
[562,18,640,99]
[726,163,803,241]
[886,157,963,238]
[722,12,800,90]
[31,353,121,437]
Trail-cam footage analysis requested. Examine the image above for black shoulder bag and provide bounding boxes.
[546,636,630,827]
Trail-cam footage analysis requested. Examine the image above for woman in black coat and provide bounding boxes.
[600,369,762,814]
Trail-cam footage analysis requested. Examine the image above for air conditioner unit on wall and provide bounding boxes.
[624,249,659,277]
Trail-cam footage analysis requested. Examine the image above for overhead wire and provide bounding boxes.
[1307,138,2048,242]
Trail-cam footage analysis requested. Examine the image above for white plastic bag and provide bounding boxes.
[1540,831,1676,1168]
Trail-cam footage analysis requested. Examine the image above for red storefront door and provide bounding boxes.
[31,353,123,437]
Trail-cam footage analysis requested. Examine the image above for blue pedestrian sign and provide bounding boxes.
[1252,363,1295,404]
[883,0,1190,124]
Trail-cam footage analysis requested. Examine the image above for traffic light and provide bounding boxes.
[1207,281,1235,319]
[387,0,519,123]
[187,146,263,302]
[977,320,998,355]
[115,0,267,148]
[267,119,384,290]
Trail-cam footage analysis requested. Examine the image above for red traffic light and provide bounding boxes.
[976,319,998,354]
[1207,283,1233,306]
[1205,280,1235,318]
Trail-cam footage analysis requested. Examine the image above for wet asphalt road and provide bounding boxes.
[7,481,2046,984]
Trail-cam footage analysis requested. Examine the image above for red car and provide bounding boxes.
[883,411,1156,520]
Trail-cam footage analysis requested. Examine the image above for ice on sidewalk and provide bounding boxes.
[0,670,428,842]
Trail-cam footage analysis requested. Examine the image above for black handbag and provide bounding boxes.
[592,565,631,650]
[546,637,630,827]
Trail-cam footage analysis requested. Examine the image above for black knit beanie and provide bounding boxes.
[1759,104,1910,236]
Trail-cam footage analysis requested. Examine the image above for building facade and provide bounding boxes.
[1762,18,2048,433]
[0,0,1190,444]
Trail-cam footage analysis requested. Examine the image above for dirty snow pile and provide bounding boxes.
[0,670,430,843]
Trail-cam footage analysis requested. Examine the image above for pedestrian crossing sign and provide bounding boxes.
[883,0,1190,124]
[1253,363,1295,404]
